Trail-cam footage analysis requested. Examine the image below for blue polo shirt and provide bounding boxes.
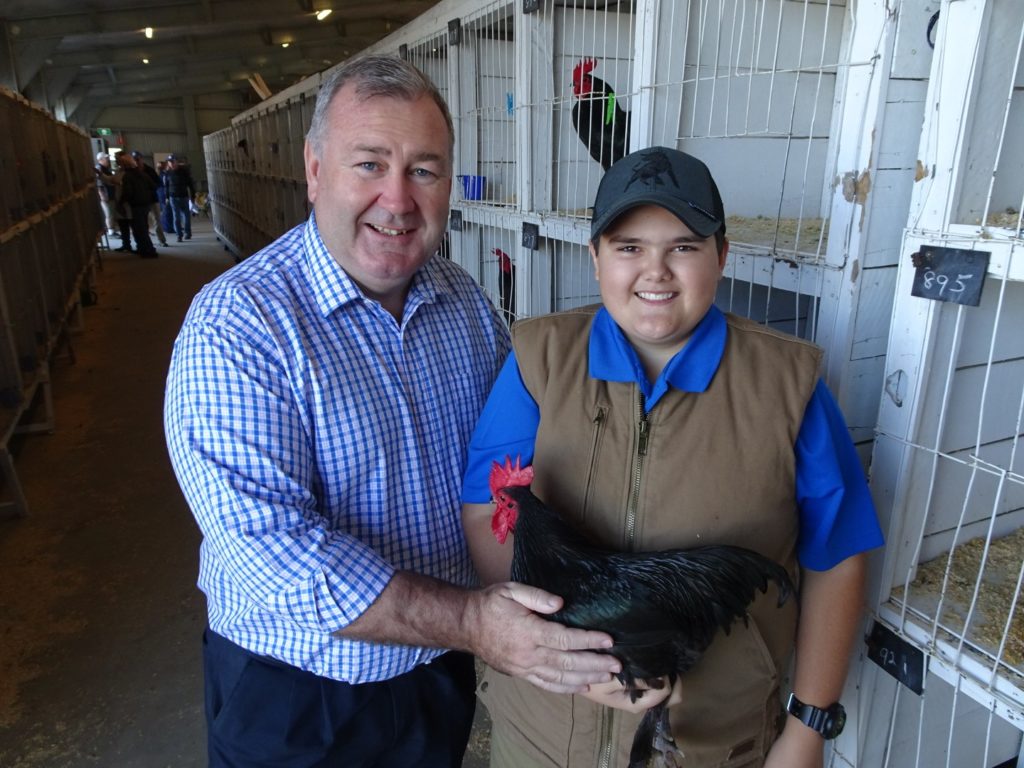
[462,305,883,571]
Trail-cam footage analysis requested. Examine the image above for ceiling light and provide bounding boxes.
[143,58,150,64]
[316,9,333,21]
[144,27,153,39]
[281,42,290,48]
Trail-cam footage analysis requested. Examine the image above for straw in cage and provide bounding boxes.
[892,527,1024,670]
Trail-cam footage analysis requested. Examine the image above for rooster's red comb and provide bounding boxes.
[572,57,598,81]
[493,248,512,270]
[489,455,534,498]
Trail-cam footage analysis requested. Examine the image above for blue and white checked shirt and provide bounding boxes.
[164,213,510,683]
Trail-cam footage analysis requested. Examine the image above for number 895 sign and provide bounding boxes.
[910,245,990,307]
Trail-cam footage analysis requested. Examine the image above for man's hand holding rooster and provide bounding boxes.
[462,580,622,694]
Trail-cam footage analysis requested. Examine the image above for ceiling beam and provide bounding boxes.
[3,0,442,125]
[71,42,347,87]
[7,1,431,41]
[44,29,375,70]
[82,57,318,101]
[247,73,273,100]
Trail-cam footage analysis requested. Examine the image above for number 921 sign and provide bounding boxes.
[910,245,990,307]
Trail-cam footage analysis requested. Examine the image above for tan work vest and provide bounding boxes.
[479,306,823,768]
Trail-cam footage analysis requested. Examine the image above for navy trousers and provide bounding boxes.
[170,196,192,238]
[202,629,476,768]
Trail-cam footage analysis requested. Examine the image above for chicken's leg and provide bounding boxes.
[627,702,683,768]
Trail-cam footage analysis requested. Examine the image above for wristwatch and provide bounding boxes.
[785,693,846,739]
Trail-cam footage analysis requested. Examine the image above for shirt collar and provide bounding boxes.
[588,304,726,405]
[303,212,445,319]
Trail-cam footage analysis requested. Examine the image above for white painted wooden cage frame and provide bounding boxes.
[206,1,1024,764]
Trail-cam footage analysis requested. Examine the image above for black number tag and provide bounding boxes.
[866,620,926,694]
[522,222,539,250]
[910,245,989,307]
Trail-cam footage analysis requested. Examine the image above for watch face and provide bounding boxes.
[825,703,846,738]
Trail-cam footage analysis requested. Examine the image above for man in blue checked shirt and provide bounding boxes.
[164,55,620,768]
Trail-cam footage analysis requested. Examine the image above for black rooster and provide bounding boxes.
[571,58,630,170]
[489,457,794,768]
[493,247,516,325]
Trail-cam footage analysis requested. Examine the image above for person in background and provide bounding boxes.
[157,160,176,237]
[111,153,134,252]
[164,154,195,241]
[94,152,118,237]
[462,146,884,768]
[114,151,158,258]
[164,53,619,768]
[132,151,168,247]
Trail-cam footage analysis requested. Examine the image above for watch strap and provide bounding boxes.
[786,693,846,739]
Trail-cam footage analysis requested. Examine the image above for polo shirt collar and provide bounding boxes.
[588,305,726,405]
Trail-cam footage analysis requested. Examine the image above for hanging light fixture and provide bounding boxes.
[316,9,333,21]
[144,27,153,38]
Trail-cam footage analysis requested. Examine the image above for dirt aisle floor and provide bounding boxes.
[0,218,491,767]
[0,220,233,767]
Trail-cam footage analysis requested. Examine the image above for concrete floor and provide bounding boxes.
[0,218,490,767]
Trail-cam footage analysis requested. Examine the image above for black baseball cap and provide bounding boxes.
[130,151,142,159]
[590,146,726,242]
[166,154,176,161]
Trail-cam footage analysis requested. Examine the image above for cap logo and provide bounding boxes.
[623,149,680,192]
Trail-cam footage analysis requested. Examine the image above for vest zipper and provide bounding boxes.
[626,389,648,546]
[597,706,614,768]
[582,406,608,518]
[596,390,649,768]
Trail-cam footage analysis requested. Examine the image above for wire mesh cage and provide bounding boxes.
[654,0,846,340]
[552,238,599,311]
[863,2,1024,765]
[550,1,636,216]
[474,219,521,325]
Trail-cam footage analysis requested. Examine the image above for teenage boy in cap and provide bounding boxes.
[461,146,883,767]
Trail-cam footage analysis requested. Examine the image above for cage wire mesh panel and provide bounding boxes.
[516,0,863,340]
[550,239,597,311]
[444,4,524,319]
[551,1,635,217]
[404,19,524,324]
[544,1,635,308]
[476,219,521,325]
[405,32,451,135]
[476,6,516,207]
[447,1,514,210]
[639,0,848,342]
[863,1,1024,766]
